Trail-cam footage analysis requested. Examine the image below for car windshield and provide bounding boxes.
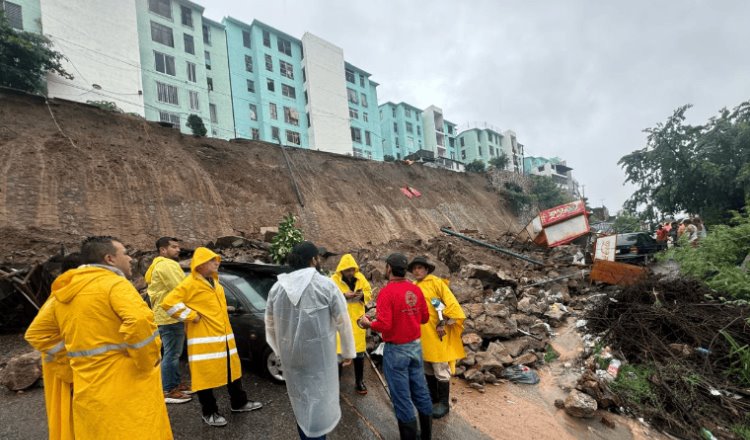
[228,276,275,311]
[617,234,638,245]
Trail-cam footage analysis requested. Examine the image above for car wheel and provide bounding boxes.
[263,346,284,383]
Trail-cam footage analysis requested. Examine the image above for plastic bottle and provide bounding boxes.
[607,359,621,378]
[695,347,711,357]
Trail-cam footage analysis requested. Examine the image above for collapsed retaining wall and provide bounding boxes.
[0,90,518,262]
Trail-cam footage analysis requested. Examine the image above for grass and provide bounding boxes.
[732,423,750,440]
[544,345,559,363]
[609,364,659,407]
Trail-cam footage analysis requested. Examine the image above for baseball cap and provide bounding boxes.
[385,253,408,269]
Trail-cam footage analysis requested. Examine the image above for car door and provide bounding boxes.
[220,276,254,361]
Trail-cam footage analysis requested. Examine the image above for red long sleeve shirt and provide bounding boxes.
[371,279,429,344]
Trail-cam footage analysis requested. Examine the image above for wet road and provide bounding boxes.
[0,336,488,439]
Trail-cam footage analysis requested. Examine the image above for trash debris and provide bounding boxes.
[500,365,540,385]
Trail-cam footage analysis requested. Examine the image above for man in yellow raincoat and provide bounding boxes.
[331,254,372,395]
[408,256,466,419]
[26,236,172,439]
[161,247,262,427]
[145,236,191,404]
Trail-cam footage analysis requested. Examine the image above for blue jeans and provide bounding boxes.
[297,424,326,440]
[159,322,185,392]
[382,339,433,422]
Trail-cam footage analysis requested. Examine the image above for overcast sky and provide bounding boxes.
[205,1,750,212]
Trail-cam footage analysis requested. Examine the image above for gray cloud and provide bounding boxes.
[205,1,750,211]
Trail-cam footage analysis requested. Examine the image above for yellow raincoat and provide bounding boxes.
[331,254,372,354]
[145,256,186,325]
[161,248,242,392]
[415,274,466,365]
[27,265,171,440]
[25,297,74,440]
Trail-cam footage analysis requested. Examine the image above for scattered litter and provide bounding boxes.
[500,365,540,385]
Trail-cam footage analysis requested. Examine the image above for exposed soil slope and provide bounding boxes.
[0,90,516,261]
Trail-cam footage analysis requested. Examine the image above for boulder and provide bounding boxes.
[511,313,537,326]
[259,226,278,242]
[502,337,531,357]
[459,351,476,367]
[473,315,518,338]
[544,302,568,324]
[475,351,504,371]
[463,367,484,383]
[483,303,509,318]
[463,303,485,319]
[517,297,534,314]
[462,333,483,351]
[0,351,42,391]
[564,390,598,418]
[512,352,539,366]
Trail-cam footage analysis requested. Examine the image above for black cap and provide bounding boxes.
[408,256,435,274]
[289,241,319,263]
[385,253,408,269]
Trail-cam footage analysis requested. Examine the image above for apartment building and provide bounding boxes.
[378,102,425,159]
[524,156,580,197]
[344,62,382,160]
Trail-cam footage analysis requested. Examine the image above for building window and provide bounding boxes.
[393,122,398,133]
[159,111,180,126]
[154,51,175,76]
[206,77,213,91]
[360,93,368,107]
[449,137,455,148]
[151,22,174,47]
[249,104,257,121]
[460,137,465,147]
[183,34,194,54]
[302,67,306,82]
[269,103,277,120]
[180,6,192,27]
[478,146,483,156]
[461,150,466,160]
[271,126,279,140]
[149,0,171,19]
[204,51,211,69]
[281,84,296,99]
[186,61,196,82]
[363,112,368,122]
[347,88,358,104]
[280,60,294,79]
[359,75,365,87]
[405,108,411,118]
[156,82,179,105]
[209,104,217,123]
[244,55,253,72]
[286,130,301,145]
[265,54,273,72]
[246,79,255,93]
[345,68,355,83]
[202,24,211,45]
[304,91,308,103]
[417,126,422,136]
[262,30,271,47]
[365,131,371,146]
[391,108,396,118]
[395,137,400,147]
[349,108,358,119]
[284,107,299,126]
[242,30,251,48]
[3,1,22,29]
[406,122,413,134]
[266,78,275,92]
[351,127,362,143]
[306,114,311,127]
[251,128,259,140]
[188,91,199,110]
[277,38,292,56]
[406,137,414,148]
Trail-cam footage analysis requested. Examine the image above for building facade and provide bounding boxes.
[202,17,234,139]
[456,126,525,173]
[378,102,425,160]
[344,63,382,160]
[421,105,458,161]
[524,156,580,197]
[3,0,41,33]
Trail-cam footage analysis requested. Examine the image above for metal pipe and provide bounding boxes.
[440,227,544,266]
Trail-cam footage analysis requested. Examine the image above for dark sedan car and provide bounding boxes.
[615,232,667,263]
[186,262,288,383]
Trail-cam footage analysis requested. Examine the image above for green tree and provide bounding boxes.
[613,211,641,232]
[186,114,207,137]
[489,154,510,170]
[530,175,571,210]
[465,159,486,173]
[619,100,750,224]
[0,11,72,93]
[269,214,304,264]
[383,154,395,162]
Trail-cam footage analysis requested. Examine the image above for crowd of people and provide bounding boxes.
[24,236,467,440]
[655,216,707,247]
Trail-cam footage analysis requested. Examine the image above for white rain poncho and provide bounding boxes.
[265,267,356,438]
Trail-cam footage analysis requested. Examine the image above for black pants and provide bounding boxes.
[197,347,247,415]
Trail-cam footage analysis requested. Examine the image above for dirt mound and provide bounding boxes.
[0,90,518,263]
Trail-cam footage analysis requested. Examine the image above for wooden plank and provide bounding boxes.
[590,260,646,286]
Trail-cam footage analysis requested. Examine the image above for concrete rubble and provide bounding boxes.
[0,351,42,391]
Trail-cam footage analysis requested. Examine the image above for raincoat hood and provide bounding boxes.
[335,254,360,274]
[190,247,221,274]
[144,256,171,284]
[276,267,317,306]
[52,266,123,304]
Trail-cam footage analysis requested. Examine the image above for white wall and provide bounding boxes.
[302,33,352,156]
[40,0,144,115]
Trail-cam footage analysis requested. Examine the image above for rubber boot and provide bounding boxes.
[418,412,432,440]
[354,357,367,394]
[397,419,418,440]
[338,363,342,379]
[424,375,439,404]
[432,380,450,419]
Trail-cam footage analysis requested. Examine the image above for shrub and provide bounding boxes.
[269,214,304,264]
[465,159,486,173]
[186,114,207,137]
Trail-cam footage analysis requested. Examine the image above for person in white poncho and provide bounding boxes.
[265,241,356,440]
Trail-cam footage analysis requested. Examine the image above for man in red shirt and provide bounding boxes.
[359,253,432,440]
